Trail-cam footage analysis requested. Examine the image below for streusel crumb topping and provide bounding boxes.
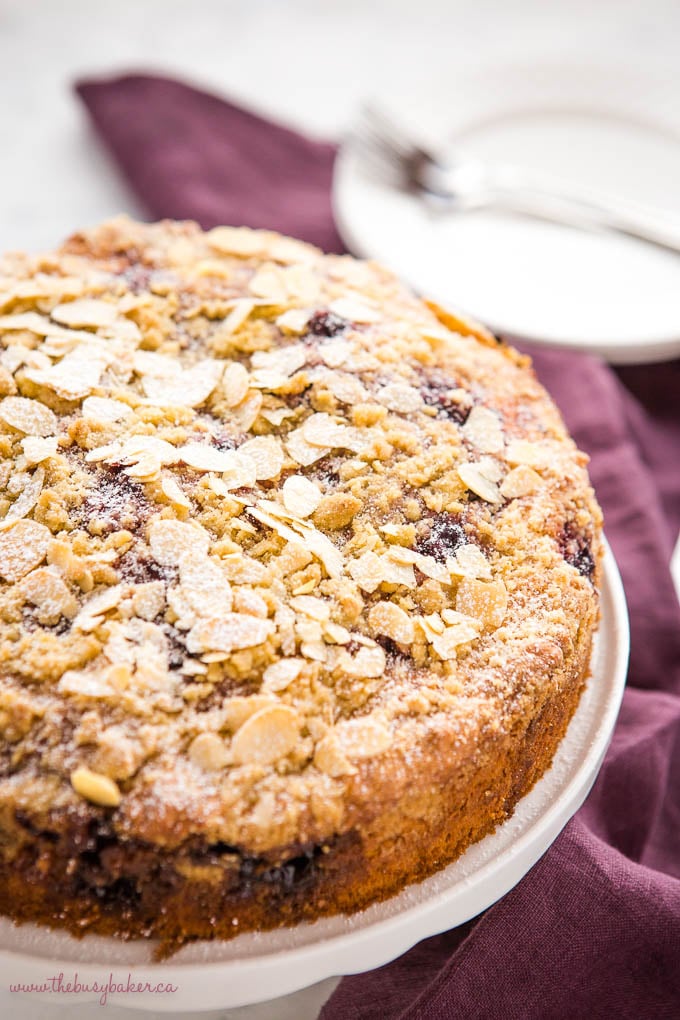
[0,218,601,853]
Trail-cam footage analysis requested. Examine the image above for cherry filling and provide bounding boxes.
[419,370,471,424]
[559,523,595,581]
[305,310,349,338]
[416,514,468,563]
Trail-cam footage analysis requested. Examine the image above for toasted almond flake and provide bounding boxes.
[376,383,423,413]
[323,620,352,644]
[334,716,392,759]
[313,733,356,776]
[187,613,274,654]
[221,695,277,732]
[82,396,133,423]
[248,266,288,303]
[232,587,268,618]
[302,412,367,453]
[420,612,446,638]
[323,371,367,405]
[329,296,381,323]
[276,308,311,334]
[285,427,330,466]
[222,362,250,407]
[338,644,386,678]
[179,552,233,616]
[0,519,51,581]
[458,461,503,504]
[21,436,58,466]
[260,406,295,427]
[456,577,508,631]
[431,621,480,659]
[447,543,493,581]
[71,766,121,807]
[23,348,108,400]
[348,551,386,593]
[148,519,210,566]
[142,359,222,408]
[188,732,228,772]
[231,704,301,765]
[249,345,307,390]
[476,456,503,483]
[177,442,241,473]
[505,439,549,467]
[73,585,125,631]
[247,506,302,547]
[239,436,284,480]
[0,396,58,436]
[368,602,415,645]
[19,567,77,624]
[2,467,44,523]
[297,526,344,579]
[133,350,179,378]
[160,474,192,509]
[282,475,322,518]
[232,389,263,431]
[500,465,542,498]
[207,226,264,257]
[131,582,166,621]
[0,311,56,334]
[261,658,303,693]
[220,300,256,336]
[52,298,117,328]
[319,339,352,368]
[461,406,505,453]
[301,639,329,662]
[386,546,450,584]
[290,595,330,621]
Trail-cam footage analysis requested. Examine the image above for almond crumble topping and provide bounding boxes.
[0,217,601,860]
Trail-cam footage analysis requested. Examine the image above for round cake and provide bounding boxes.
[0,218,602,953]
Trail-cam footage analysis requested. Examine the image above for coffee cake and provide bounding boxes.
[0,218,602,952]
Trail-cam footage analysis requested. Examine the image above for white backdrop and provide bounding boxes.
[0,1,678,1016]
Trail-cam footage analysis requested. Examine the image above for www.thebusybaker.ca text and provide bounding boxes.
[9,971,179,1006]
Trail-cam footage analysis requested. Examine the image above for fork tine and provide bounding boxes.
[358,104,416,161]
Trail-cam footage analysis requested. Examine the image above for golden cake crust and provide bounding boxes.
[0,218,602,951]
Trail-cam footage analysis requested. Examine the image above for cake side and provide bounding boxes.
[0,218,602,947]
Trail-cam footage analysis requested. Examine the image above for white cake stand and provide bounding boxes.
[0,540,629,1014]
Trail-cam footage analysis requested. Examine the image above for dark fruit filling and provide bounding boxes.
[306,310,348,338]
[416,514,467,563]
[559,523,595,581]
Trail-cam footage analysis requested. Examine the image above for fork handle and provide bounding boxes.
[426,165,680,256]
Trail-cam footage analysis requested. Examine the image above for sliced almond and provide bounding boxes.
[19,567,77,624]
[337,644,386,678]
[82,396,133,424]
[231,704,301,765]
[0,396,57,436]
[262,657,304,692]
[239,436,284,480]
[52,298,117,328]
[148,519,210,566]
[0,519,51,581]
[187,613,274,654]
[282,475,322,518]
[21,436,58,466]
[458,461,503,504]
[368,601,414,645]
[500,465,542,499]
[222,362,250,407]
[461,406,504,453]
[455,577,508,631]
[188,732,228,772]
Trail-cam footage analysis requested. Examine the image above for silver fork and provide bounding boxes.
[351,105,680,255]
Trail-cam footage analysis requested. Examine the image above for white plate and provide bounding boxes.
[333,64,680,363]
[0,540,628,1013]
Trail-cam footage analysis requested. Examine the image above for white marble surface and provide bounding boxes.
[0,0,677,1015]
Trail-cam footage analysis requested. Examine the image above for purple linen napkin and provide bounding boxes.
[76,73,680,1020]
